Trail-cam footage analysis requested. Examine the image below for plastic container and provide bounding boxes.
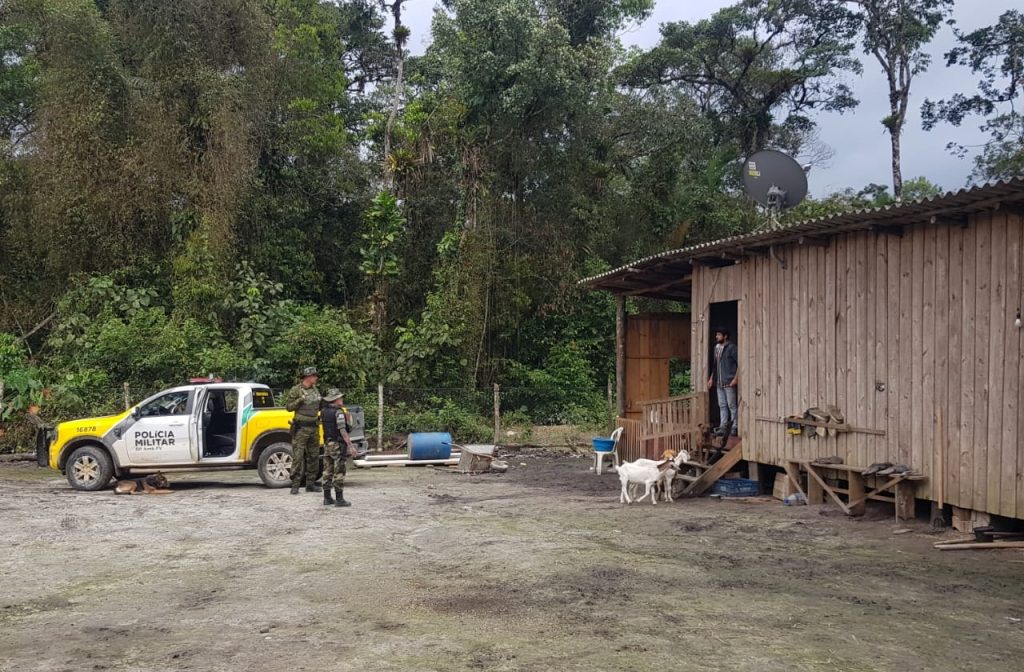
[783,492,808,506]
[592,438,616,453]
[711,478,760,497]
[408,432,453,461]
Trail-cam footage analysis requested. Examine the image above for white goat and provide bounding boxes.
[626,450,691,502]
[615,460,671,505]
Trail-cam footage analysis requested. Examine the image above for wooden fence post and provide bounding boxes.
[377,383,384,451]
[615,295,626,419]
[607,378,614,433]
[123,382,131,411]
[493,383,500,444]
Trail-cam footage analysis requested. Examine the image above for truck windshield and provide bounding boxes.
[252,389,276,408]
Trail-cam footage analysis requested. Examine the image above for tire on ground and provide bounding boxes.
[257,442,293,488]
[65,444,115,491]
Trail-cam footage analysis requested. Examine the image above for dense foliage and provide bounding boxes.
[0,0,1016,446]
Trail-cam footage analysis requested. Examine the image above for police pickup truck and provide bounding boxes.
[37,381,366,491]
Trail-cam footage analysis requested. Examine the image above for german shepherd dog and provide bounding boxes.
[114,472,172,495]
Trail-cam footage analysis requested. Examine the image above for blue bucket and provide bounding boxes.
[592,438,616,453]
[408,432,453,461]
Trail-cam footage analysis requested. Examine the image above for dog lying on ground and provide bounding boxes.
[114,472,171,495]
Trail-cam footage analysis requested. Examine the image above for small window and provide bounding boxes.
[252,389,275,409]
[139,391,190,418]
[222,390,238,413]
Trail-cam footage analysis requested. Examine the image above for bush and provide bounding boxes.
[502,342,605,425]
[265,306,378,390]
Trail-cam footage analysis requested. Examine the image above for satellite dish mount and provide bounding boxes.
[743,150,808,223]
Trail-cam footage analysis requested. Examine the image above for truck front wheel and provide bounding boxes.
[65,445,114,491]
[257,442,293,488]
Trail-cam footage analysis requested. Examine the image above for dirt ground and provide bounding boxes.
[2,452,1023,672]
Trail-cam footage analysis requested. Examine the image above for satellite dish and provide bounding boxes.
[743,149,808,214]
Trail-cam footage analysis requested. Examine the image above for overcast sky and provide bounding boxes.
[398,0,1016,198]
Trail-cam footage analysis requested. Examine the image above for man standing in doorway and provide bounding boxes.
[707,327,738,437]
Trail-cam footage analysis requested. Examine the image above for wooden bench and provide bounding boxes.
[784,460,927,521]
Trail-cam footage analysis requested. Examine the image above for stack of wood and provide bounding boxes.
[935,527,1024,551]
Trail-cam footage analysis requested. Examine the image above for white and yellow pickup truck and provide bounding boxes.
[36,382,366,491]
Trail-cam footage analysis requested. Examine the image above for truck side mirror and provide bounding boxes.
[131,407,140,419]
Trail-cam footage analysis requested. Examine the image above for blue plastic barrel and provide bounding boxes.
[408,432,453,460]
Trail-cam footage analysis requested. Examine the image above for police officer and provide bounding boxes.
[282,366,322,495]
[320,389,354,507]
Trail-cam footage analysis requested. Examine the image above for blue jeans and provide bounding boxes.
[716,386,738,435]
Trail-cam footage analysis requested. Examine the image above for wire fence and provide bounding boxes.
[0,379,618,452]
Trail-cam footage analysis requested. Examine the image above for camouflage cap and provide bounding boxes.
[301,366,319,378]
[323,388,344,402]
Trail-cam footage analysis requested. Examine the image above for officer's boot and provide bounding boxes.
[323,486,335,505]
[290,483,300,495]
[305,482,321,493]
[334,487,351,507]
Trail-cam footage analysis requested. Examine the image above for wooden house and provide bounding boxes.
[583,178,1024,523]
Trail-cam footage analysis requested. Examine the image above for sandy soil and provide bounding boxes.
[1,452,1023,672]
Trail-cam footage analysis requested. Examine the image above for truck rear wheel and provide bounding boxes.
[257,442,293,488]
[65,445,114,491]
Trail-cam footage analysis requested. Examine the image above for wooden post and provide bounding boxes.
[807,471,825,504]
[615,295,626,419]
[895,481,916,521]
[493,383,500,444]
[607,379,614,433]
[123,382,131,411]
[377,383,384,451]
[847,473,867,516]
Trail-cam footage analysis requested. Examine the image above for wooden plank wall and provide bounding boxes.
[624,313,691,419]
[690,212,1024,519]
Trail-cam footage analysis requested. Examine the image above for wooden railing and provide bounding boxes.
[615,417,643,462]
[617,393,708,463]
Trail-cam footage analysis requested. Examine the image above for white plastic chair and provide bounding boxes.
[593,426,623,475]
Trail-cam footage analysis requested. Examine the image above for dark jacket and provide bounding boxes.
[321,405,350,443]
[713,341,738,386]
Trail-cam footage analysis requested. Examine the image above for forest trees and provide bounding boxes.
[845,0,954,200]
[922,9,1024,181]
[0,0,1020,441]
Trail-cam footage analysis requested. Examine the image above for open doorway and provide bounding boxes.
[707,300,739,432]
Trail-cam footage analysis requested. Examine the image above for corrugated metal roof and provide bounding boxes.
[581,177,1024,297]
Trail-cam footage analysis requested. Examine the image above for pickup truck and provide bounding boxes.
[37,382,367,491]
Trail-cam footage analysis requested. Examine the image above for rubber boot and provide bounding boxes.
[323,487,335,505]
[334,487,351,507]
[290,484,300,495]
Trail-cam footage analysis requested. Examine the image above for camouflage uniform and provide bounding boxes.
[320,388,352,507]
[283,375,322,493]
